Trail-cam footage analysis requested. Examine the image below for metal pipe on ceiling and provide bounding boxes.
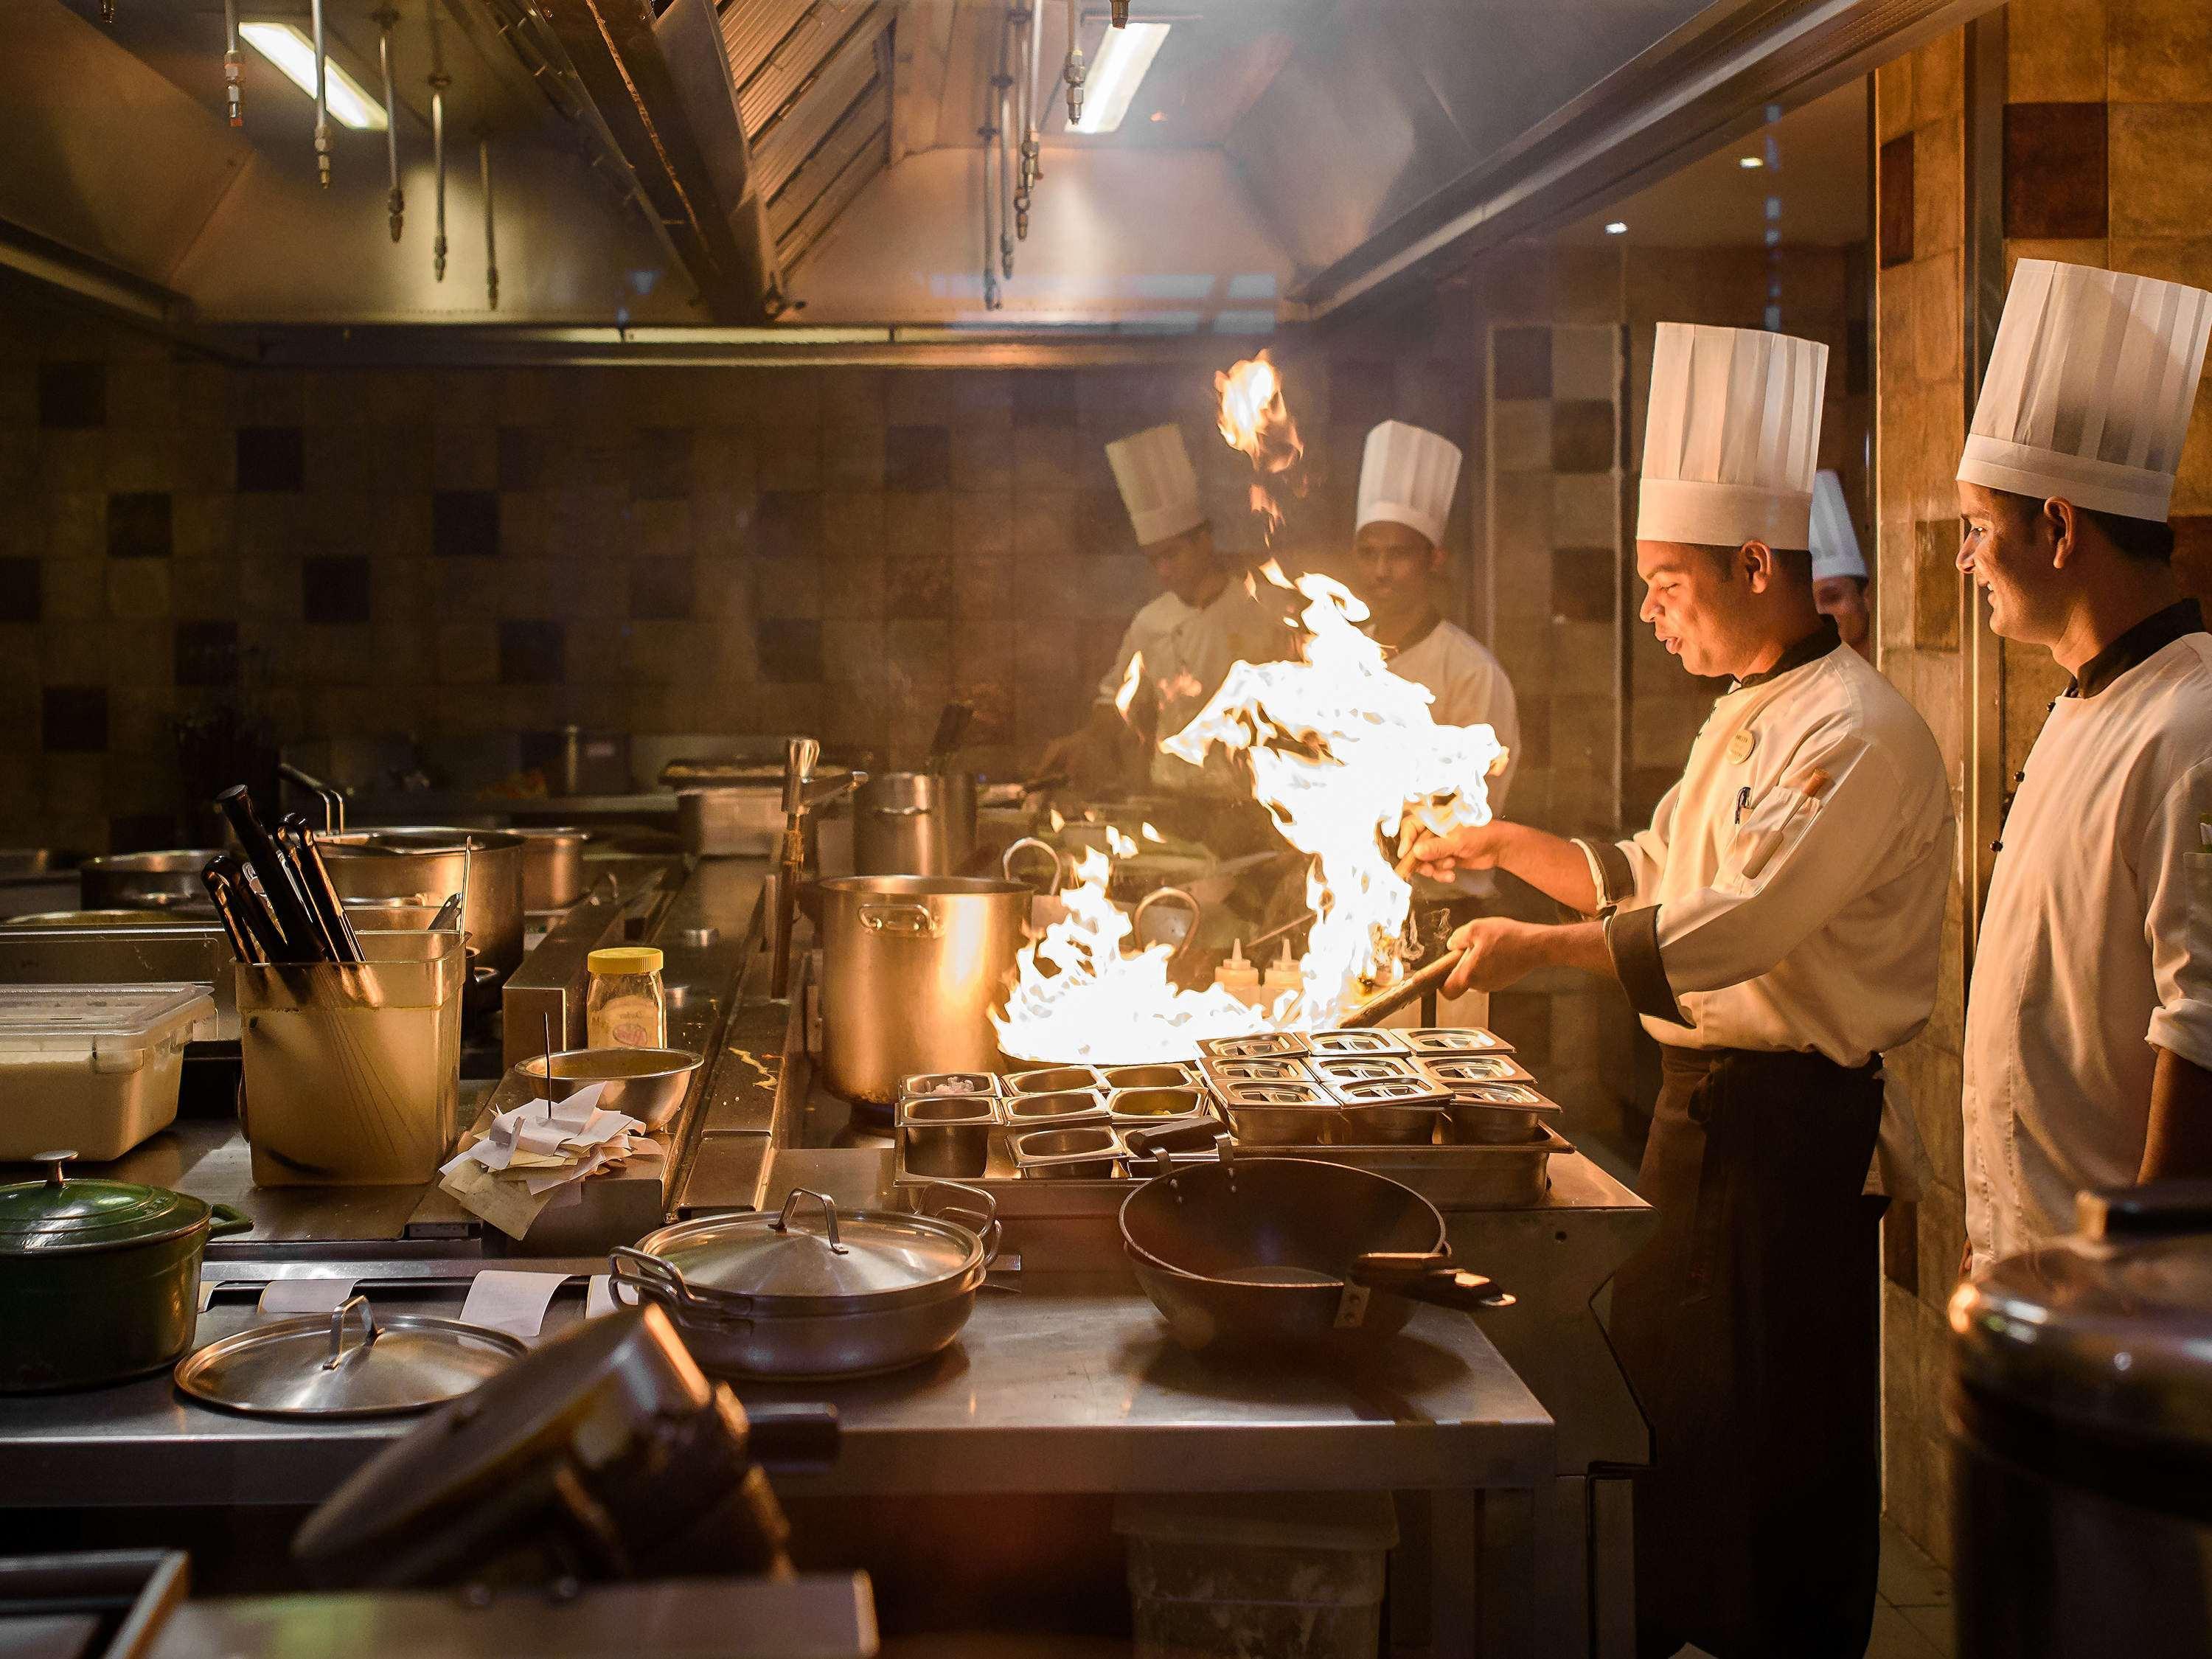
[310,0,333,186]
[480,136,498,310]
[375,7,403,241]
[1062,0,1083,124]
[223,0,243,125]
[429,0,449,282]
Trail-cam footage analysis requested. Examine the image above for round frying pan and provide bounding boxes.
[1118,1125,1512,1354]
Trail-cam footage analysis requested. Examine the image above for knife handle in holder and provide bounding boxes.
[201,855,270,964]
[279,813,364,965]
[215,785,325,961]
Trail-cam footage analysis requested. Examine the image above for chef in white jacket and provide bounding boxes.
[1036,423,1285,795]
[1349,420,1520,807]
[1411,323,1952,1659]
[1809,469,1871,656]
[1957,260,2212,1272]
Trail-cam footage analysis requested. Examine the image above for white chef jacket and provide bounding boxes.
[1577,627,1953,1067]
[1384,618,1521,811]
[1096,582,1289,795]
[1964,611,2212,1270]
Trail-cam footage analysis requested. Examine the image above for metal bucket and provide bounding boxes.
[318,828,526,983]
[853,773,977,877]
[79,850,223,913]
[812,874,1026,1107]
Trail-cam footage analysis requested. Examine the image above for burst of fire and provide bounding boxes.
[1214,350,1306,540]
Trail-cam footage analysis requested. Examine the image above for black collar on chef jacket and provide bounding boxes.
[1730,616,1842,691]
[2067,598,2206,699]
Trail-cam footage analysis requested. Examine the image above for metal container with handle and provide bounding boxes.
[810,874,1028,1107]
[610,1182,999,1378]
[78,849,223,914]
[853,772,978,877]
[317,827,525,984]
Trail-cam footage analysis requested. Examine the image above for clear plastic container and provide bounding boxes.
[0,983,219,1161]
[587,946,667,1049]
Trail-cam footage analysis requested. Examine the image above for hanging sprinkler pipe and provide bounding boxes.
[1062,0,1084,125]
[375,8,403,240]
[310,0,333,186]
[223,0,244,123]
[997,83,1015,279]
[479,136,498,310]
[1028,0,1045,187]
[429,0,448,281]
[978,124,1000,311]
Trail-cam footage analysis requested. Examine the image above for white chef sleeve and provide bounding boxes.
[1572,782,1679,917]
[1604,731,1932,1023]
[2142,759,2212,1071]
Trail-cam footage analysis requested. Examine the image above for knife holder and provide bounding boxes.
[237,928,465,1186]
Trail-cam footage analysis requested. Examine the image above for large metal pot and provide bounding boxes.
[78,849,223,913]
[609,1183,998,1378]
[511,826,588,911]
[0,1150,251,1391]
[318,828,526,982]
[810,874,1028,1107]
[1947,1183,2212,1658]
[854,772,977,877]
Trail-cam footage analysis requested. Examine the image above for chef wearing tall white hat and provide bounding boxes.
[1035,423,1287,794]
[1408,322,1952,1659]
[1809,468,1871,655]
[1958,260,2212,1272]
[1349,420,1520,807]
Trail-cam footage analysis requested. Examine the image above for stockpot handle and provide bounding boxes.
[324,1295,379,1368]
[1349,1251,1514,1314]
[912,1180,1002,1267]
[1001,837,1065,894]
[859,903,939,939]
[608,1245,753,1328]
[1132,886,1201,951]
[208,1202,254,1239]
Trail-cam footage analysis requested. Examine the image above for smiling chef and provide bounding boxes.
[1036,422,1285,796]
[1410,322,1953,1658]
[1955,260,2212,1273]
[1349,420,1520,808]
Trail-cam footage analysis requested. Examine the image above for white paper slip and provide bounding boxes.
[259,1276,359,1315]
[585,1275,616,1319]
[459,1270,569,1342]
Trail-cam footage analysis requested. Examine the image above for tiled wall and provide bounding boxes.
[1874,1,2212,1570]
[0,286,1476,855]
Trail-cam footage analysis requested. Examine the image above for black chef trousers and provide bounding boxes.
[1608,1043,1886,1659]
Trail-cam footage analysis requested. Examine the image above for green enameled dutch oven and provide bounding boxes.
[0,1150,251,1391]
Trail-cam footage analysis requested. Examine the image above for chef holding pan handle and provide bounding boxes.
[1411,323,1953,1659]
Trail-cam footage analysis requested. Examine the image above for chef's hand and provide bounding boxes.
[1443,917,1545,996]
[1411,823,1509,880]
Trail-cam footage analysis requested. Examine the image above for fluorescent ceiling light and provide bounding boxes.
[1604,221,1628,235]
[1071,22,1169,135]
[239,21,387,131]
[1739,155,1764,169]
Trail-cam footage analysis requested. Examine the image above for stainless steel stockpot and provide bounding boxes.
[318,828,526,983]
[853,771,978,877]
[810,874,1028,1107]
[610,1184,999,1379]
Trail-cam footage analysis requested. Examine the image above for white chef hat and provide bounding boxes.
[1105,424,1206,547]
[1638,323,1829,551]
[1808,470,1866,582]
[1958,259,2212,524]
[1356,420,1463,548]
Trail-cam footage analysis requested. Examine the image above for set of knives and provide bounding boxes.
[199,785,364,967]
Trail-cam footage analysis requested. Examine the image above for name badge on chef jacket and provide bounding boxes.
[1727,728,1757,765]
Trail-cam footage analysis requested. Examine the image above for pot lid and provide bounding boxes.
[632,1189,984,1308]
[175,1298,524,1419]
[0,1152,211,1253]
[1952,1183,2212,1452]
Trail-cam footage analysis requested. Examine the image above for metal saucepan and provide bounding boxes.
[610,1183,1000,1379]
[79,849,224,913]
[317,828,526,984]
[854,771,978,877]
[515,1046,705,1130]
[0,1150,251,1391]
[510,827,589,911]
[1117,1124,1511,1354]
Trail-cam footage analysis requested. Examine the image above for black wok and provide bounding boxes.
[1118,1125,1512,1354]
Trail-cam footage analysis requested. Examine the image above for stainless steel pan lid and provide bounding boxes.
[625,1186,994,1315]
[175,1296,524,1418]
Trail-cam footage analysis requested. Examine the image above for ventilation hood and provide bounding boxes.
[0,0,1994,347]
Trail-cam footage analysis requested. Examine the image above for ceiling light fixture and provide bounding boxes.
[1739,155,1764,169]
[239,21,388,131]
[1604,221,1628,235]
[1071,21,1169,135]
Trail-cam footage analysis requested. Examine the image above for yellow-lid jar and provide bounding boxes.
[587,946,666,1050]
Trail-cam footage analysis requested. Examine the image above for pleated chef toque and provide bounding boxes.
[1106,424,1206,548]
[1809,470,1866,582]
[1638,323,1829,551]
[1356,420,1464,547]
[1957,259,2212,523]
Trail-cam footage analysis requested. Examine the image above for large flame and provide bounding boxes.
[992,578,1506,1063]
[1214,350,1305,540]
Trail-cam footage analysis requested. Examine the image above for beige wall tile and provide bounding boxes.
[2169,375,2212,515]
[2108,0,2212,102]
[2003,237,2109,285]
[1911,117,1964,262]
[1877,54,1916,145]
[2008,0,2110,103]
[1912,250,1965,386]
[1913,28,1966,127]
[1490,400,1552,473]
[2110,102,2212,238]
[1550,325,1619,402]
